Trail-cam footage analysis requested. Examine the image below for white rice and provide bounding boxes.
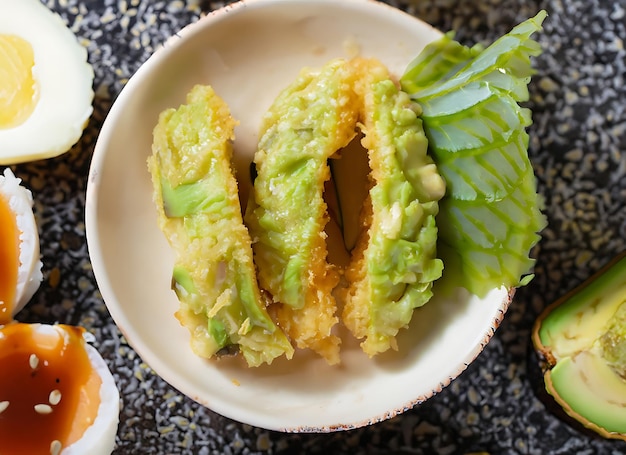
[0,168,43,315]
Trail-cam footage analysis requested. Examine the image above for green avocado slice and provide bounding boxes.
[245,59,358,310]
[340,58,446,357]
[244,59,361,364]
[148,84,294,367]
[532,251,626,439]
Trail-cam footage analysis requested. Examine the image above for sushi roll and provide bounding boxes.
[0,322,119,454]
[148,84,294,367]
[0,167,43,323]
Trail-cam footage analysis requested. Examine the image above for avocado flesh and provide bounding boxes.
[601,302,626,376]
[245,59,358,310]
[533,251,626,438]
[161,178,227,218]
[340,58,446,357]
[148,85,293,367]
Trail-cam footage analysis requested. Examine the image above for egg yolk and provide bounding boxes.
[0,192,19,323]
[0,323,102,454]
[0,34,39,129]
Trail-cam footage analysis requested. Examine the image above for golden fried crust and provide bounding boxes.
[246,60,362,364]
[273,216,342,364]
[251,57,443,362]
[340,58,444,357]
[340,194,373,342]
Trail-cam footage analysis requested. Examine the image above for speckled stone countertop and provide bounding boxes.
[10,0,626,453]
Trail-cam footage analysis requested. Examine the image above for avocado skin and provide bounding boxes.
[532,251,626,440]
[526,338,605,440]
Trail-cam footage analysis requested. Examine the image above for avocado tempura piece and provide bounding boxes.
[400,11,548,297]
[148,84,294,367]
[245,60,361,364]
[340,58,446,356]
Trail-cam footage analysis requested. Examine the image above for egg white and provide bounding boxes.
[0,0,94,164]
[28,324,120,455]
[0,168,43,316]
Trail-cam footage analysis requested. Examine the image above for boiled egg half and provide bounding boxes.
[0,322,120,454]
[0,0,94,164]
[0,167,43,321]
[0,170,119,453]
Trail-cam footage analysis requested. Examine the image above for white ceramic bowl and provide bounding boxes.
[86,0,512,432]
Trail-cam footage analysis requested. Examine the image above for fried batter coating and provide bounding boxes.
[340,58,446,357]
[245,60,361,364]
[148,85,293,367]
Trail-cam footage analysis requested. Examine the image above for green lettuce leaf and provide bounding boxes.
[400,11,548,297]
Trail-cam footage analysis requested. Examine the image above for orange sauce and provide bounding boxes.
[0,192,19,324]
[0,322,102,453]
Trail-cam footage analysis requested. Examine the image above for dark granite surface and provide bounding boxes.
[10,0,626,453]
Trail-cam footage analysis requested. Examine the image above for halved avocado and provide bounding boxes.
[532,251,626,440]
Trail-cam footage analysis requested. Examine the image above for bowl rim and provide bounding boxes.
[86,0,514,432]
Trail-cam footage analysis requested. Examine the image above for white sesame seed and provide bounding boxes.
[50,440,62,455]
[49,390,62,406]
[0,401,9,414]
[82,331,96,343]
[34,404,53,414]
[29,354,39,370]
